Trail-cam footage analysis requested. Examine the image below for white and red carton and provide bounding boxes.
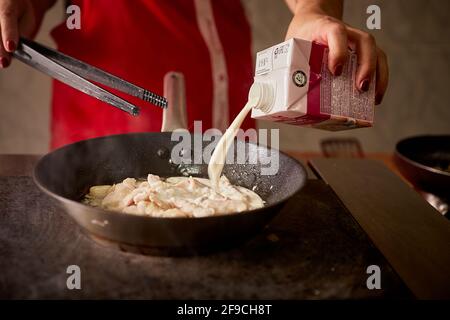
[251,38,375,131]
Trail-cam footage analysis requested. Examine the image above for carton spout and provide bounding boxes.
[248,82,275,113]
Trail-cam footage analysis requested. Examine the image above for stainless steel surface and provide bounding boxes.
[13,38,167,115]
[418,190,449,216]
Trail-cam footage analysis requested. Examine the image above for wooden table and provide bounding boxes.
[0,154,412,299]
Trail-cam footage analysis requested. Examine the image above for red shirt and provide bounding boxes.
[50,0,254,149]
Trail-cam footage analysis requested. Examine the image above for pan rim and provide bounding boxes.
[395,135,450,178]
[33,132,307,221]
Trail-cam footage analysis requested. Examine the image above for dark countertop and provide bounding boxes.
[0,155,411,299]
[0,154,41,177]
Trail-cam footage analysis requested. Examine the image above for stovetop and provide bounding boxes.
[0,175,411,299]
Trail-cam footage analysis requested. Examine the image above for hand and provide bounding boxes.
[0,0,42,68]
[286,10,388,104]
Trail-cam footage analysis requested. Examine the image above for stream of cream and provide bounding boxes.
[207,100,255,188]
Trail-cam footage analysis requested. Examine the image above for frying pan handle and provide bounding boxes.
[161,72,188,132]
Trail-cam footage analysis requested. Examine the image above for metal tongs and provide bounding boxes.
[13,37,168,115]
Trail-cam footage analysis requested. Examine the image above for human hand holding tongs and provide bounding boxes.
[12,37,168,115]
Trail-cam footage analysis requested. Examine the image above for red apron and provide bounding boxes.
[50,0,254,149]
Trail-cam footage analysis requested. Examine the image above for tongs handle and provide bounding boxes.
[13,37,168,115]
[161,72,188,132]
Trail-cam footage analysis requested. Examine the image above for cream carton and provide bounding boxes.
[251,38,375,130]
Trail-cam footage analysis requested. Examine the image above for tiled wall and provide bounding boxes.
[0,0,449,154]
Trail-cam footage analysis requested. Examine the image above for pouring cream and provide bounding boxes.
[82,83,273,218]
[208,82,274,188]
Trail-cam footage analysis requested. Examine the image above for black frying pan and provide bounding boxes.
[394,135,450,195]
[33,132,307,256]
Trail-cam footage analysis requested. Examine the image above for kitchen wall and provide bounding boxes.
[0,0,449,154]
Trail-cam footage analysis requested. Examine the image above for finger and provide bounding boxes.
[326,23,349,76]
[18,5,36,38]
[0,25,11,68]
[0,0,19,52]
[375,48,389,105]
[347,28,377,92]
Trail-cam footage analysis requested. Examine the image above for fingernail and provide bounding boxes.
[6,40,16,52]
[334,65,343,76]
[360,79,369,92]
[375,93,384,105]
[0,57,10,68]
